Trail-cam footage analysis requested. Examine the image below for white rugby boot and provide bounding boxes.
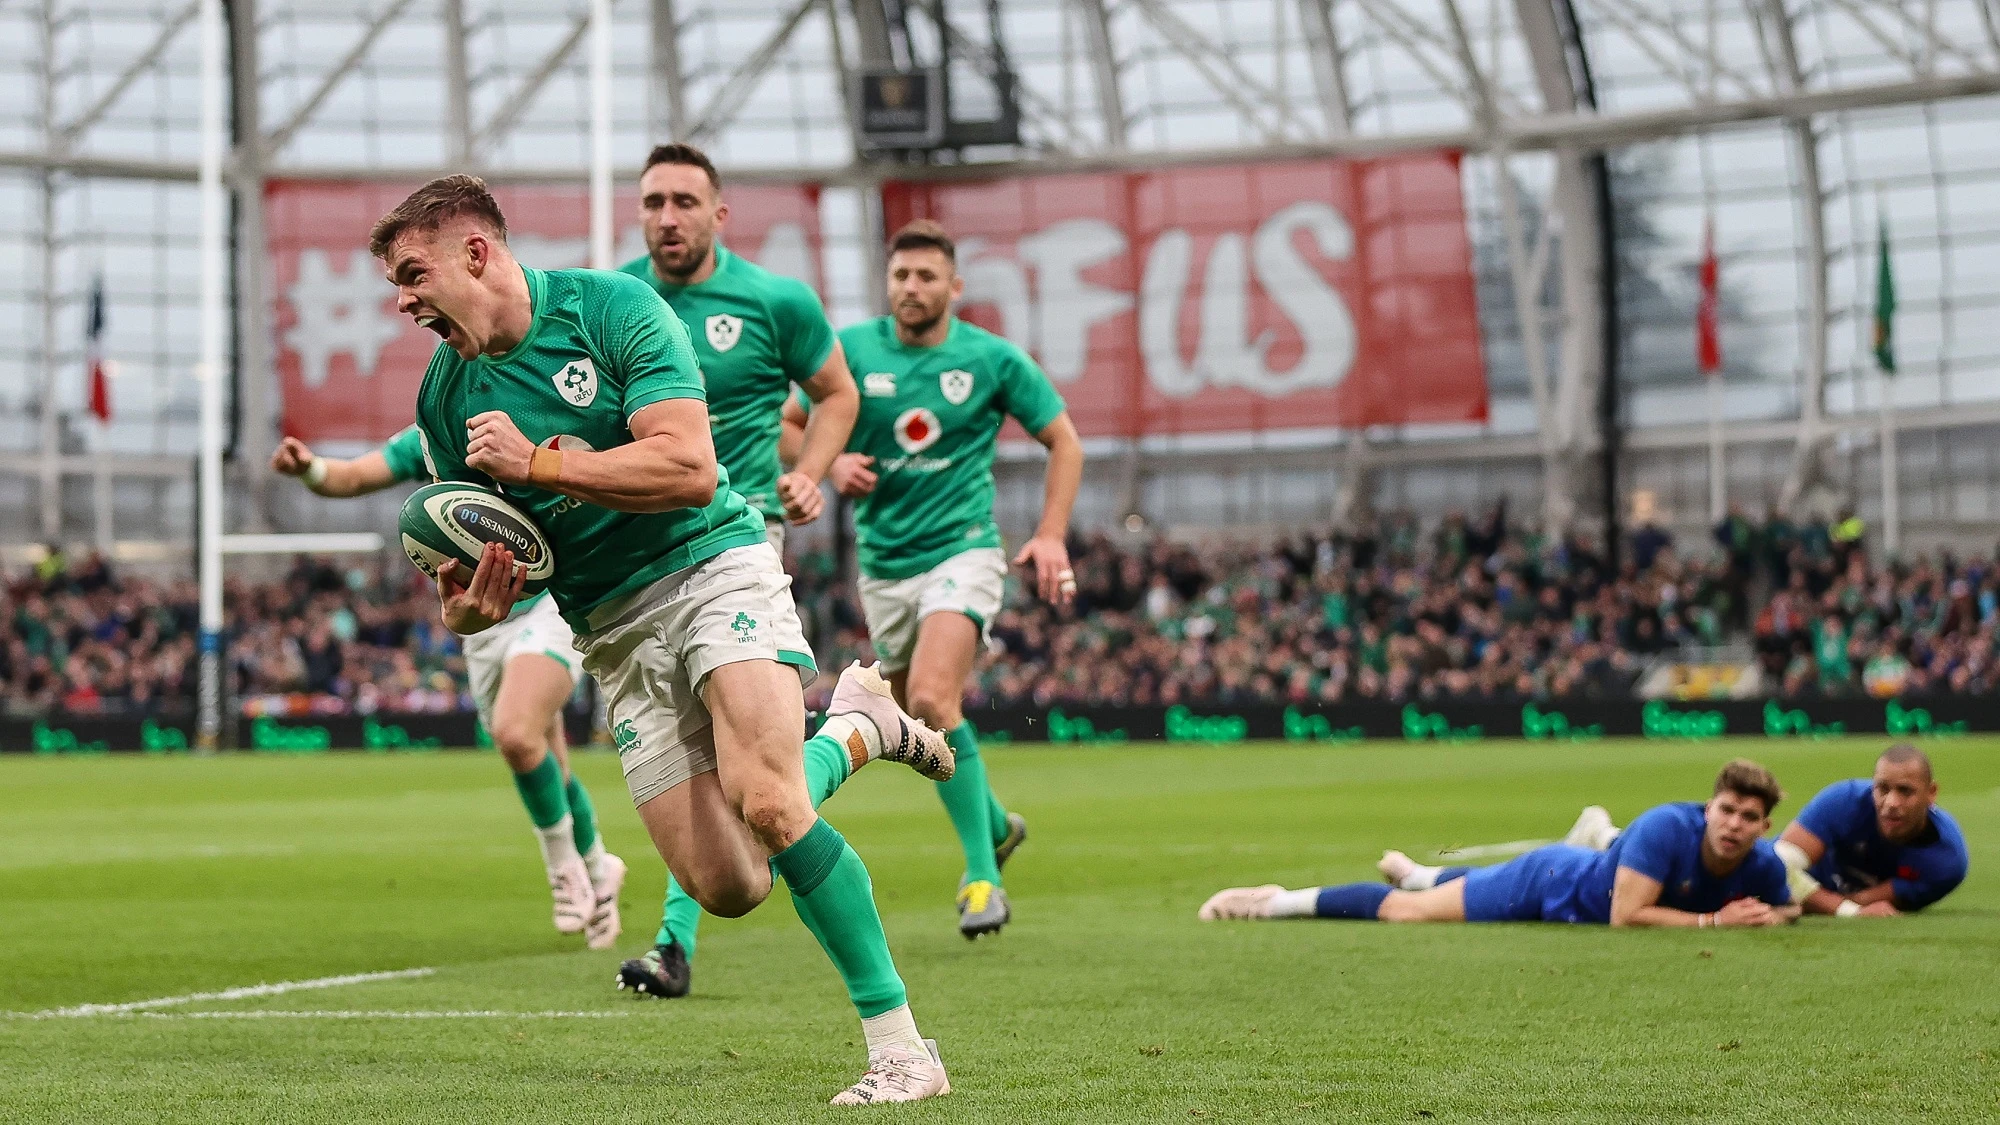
[1563,805,1619,851]
[825,662,955,781]
[584,851,626,951]
[549,855,595,936]
[829,1039,951,1106]
[1198,884,1285,921]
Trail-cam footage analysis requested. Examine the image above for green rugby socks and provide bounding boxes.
[513,751,578,870]
[652,732,854,955]
[803,731,854,806]
[655,873,703,957]
[776,817,909,1019]
[989,787,1012,848]
[513,752,570,828]
[937,721,1003,884]
[564,773,599,856]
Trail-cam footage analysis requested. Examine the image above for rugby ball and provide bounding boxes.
[398,482,555,599]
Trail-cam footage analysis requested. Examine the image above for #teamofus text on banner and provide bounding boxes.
[267,180,824,444]
[882,152,1489,439]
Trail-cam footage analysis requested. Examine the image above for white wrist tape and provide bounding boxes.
[1774,839,1824,902]
[303,457,329,489]
[1835,900,1862,918]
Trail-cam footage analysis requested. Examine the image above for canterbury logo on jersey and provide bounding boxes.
[862,372,898,397]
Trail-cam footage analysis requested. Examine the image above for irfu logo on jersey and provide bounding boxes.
[706,314,743,353]
[729,611,759,642]
[862,372,898,397]
[554,356,598,407]
[940,369,974,405]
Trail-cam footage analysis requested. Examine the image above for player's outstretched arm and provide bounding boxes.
[271,436,399,498]
[777,344,858,525]
[1609,866,1782,928]
[1014,412,1083,606]
[464,403,718,514]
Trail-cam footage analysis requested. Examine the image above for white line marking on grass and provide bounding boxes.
[30,967,437,1018]
[1432,838,1553,861]
[142,1009,632,1020]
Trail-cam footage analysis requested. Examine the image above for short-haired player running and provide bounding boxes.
[1553,744,1967,916]
[797,220,1085,938]
[1202,760,1797,928]
[271,428,624,949]
[374,174,955,1104]
[611,143,860,1000]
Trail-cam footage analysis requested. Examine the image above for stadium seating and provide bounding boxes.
[9,508,1998,720]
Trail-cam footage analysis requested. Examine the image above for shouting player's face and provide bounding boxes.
[887,247,962,340]
[1701,789,1773,863]
[1871,757,1936,842]
[384,224,506,360]
[640,163,726,283]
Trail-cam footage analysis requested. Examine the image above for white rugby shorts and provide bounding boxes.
[574,544,816,808]
[460,593,584,732]
[856,547,1007,674]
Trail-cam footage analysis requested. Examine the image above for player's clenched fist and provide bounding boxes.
[830,453,876,498]
[466,410,536,485]
[270,436,317,476]
[776,470,825,525]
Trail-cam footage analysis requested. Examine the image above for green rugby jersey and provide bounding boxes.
[618,247,835,523]
[414,266,767,631]
[379,424,428,482]
[836,316,1066,581]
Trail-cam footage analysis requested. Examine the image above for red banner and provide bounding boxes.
[883,153,1487,437]
[268,180,824,444]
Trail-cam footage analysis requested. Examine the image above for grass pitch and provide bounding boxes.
[3,737,1996,1123]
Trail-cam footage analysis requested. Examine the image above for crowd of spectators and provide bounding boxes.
[1,550,470,719]
[8,501,2000,719]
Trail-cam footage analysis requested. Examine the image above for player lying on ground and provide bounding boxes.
[374,175,956,1104]
[1544,743,1967,917]
[777,220,1082,940]
[271,429,625,948]
[1201,759,1798,927]
[613,143,860,1000]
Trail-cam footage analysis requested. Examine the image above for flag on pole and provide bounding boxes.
[1697,215,1722,376]
[1872,212,1896,376]
[86,274,111,423]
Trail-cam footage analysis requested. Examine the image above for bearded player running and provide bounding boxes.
[610,144,861,1001]
[798,220,1084,939]
[271,428,624,949]
[375,175,955,1104]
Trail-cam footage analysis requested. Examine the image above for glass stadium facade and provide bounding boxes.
[4,0,2000,550]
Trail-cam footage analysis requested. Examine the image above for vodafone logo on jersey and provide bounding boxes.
[894,407,942,454]
[539,435,597,453]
